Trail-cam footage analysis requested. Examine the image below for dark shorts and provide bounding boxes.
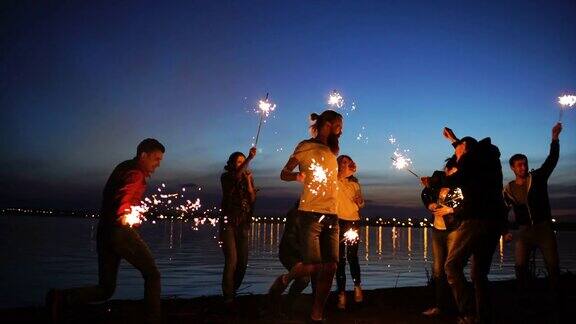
[297,211,339,264]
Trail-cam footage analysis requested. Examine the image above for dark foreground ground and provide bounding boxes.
[2,274,574,323]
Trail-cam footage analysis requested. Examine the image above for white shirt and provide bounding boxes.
[337,177,363,221]
[290,140,339,215]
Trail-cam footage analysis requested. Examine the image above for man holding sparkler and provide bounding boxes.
[420,156,459,317]
[440,128,508,324]
[269,110,343,323]
[335,155,365,310]
[220,147,257,311]
[503,123,562,297]
[47,139,165,323]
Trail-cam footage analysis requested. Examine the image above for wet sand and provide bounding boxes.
[2,274,573,323]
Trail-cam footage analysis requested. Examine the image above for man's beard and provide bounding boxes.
[327,133,340,155]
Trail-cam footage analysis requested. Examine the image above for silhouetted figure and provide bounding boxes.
[269,110,343,323]
[220,147,257,312]
[503,123,562,300]
[47,139,165,323]
[441,128,508,324]
[335,154,365,310]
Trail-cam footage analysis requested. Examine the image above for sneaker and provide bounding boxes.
[337,292,346,310]
[353,285,363,303]
[224,298,239,315]
[422,306,441,317]
[269,274,289,299]
[46,289,64,323]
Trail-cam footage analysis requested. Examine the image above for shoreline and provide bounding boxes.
[2,275,573,323]
[3,211,576,231]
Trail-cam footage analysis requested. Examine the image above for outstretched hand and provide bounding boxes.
[443,127,458,143]
[552,122,562,140]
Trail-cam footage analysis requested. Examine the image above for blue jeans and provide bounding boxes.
[515,222,559,291]
[431,228,456,310]
[445,219,500,322]
[297,211,339,264]
[221,223,249,300]
[64,224,161,322]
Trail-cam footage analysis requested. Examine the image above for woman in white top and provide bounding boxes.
[335,155,365,310]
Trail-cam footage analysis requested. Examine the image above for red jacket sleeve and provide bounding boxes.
[115,170,146,222]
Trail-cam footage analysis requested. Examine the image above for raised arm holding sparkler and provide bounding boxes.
[220,148,258,309]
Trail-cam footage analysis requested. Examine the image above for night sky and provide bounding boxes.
[1,0,575,219]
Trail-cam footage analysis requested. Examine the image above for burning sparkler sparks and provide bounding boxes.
[343,228,360,245]
[307,158,333,196]
[123,205,149,227]
[253,93,276,147]
[328,90,344,108]
[441,187,464,209]
[388,136,420,178]
[558,94,576,122]
[391,149,419,178]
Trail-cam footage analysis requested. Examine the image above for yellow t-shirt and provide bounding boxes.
[290,140,339,215]
[337,177,363,221]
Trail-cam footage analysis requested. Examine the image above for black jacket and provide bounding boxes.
[421,170,460,231]
[445,137,508,223]
[503,140,560,226]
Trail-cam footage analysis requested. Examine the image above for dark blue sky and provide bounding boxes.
[1,0,575,218]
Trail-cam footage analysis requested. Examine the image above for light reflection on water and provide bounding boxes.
[1,215,575,308]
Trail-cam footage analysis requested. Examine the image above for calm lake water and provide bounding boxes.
[1,215,576,308]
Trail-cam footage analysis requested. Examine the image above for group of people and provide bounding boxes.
[419,123,563,323]
[46,109,563,324]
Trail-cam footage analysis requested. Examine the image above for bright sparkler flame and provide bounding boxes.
[123,205,149,227]
[392,148,412,170]
[258,99,276,117]
[307,158,332,196]
[442,187,464,208]
[343,228,360,245]
[328,91,344,108]
[558,95,576,107]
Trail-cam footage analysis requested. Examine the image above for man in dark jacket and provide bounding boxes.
[47,139,165,323]
[503,123,562,292]
[440,128,508,324]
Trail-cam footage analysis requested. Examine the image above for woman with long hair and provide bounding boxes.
[220,147,257,310]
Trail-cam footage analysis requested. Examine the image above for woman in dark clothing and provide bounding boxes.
[220,147,257,309]
[421,156,459,317]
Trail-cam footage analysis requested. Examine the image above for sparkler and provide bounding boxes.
[307,157,333,196]
[254,93,276,147]
[123,205,149,227]
[391,149,419,178]
[558,94,576,122]
[328,90,344,108]
[441,187,464,209]
[342,228,360,245]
